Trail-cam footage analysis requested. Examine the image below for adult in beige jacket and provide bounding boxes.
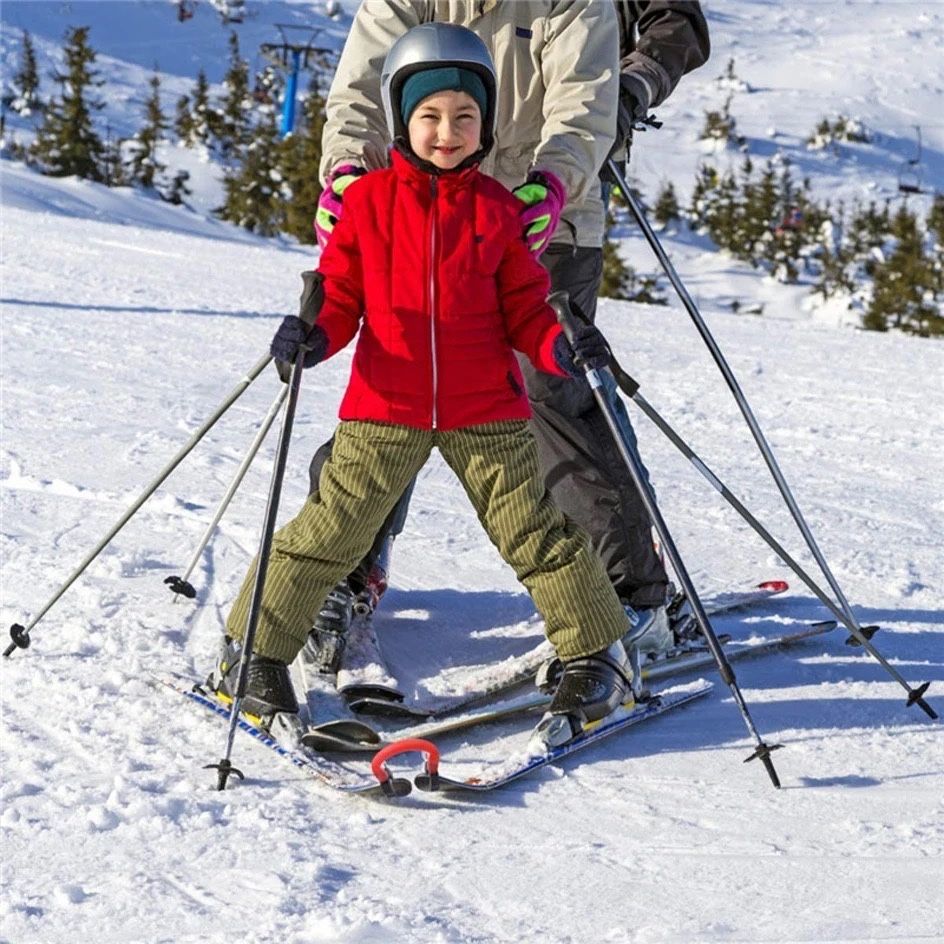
[320,0,619,249]
[306,1,710,666]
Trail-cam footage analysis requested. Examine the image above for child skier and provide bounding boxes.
[214,24,634,749]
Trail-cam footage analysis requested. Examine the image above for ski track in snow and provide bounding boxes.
[3,1,944,942]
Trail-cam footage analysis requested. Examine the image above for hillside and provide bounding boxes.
[2,3,943,943]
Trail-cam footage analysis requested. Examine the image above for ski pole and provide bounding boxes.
[209,273,324,790]
[165,385,289,602]
[606,156,936,721]
[551,291,784,788]
[4,354,274,659]
[607,358,934,709]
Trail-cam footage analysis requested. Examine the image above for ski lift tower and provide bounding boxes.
[261,24,334,138]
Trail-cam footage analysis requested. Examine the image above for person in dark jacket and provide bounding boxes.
[309,0,710,669]
[214,25,637,748]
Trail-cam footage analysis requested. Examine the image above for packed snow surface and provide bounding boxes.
[2,2,943,942]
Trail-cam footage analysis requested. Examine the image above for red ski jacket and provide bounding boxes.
[315,148,568,431]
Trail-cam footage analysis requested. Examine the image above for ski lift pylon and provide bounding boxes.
[259,24,335,137]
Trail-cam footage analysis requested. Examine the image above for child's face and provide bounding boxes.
[407,90,482,170]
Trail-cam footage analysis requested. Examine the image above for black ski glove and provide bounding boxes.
[553,322,610,378]
[617,74,650,140]
[601,74,650,185]
[270,317,328,370]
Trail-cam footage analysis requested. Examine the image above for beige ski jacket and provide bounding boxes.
[320,0,620,248]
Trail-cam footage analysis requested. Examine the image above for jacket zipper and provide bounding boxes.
[429,176,439,429]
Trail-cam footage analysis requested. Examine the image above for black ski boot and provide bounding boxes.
[212,636,299,720]
[530,641,634,751]
[304,580,355,674]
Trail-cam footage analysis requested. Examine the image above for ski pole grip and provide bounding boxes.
[547,290,581,346]
[298,270,325,328]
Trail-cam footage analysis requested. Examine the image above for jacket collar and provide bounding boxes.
[390,145,480,189]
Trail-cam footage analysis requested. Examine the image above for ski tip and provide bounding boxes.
[757,580,789,593]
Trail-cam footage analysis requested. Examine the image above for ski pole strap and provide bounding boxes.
[608,360,640,399]
[370,738,440,797]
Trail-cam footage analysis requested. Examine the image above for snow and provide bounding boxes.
[2,2,943,943]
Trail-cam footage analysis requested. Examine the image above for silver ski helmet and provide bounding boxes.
[381,23,497,154]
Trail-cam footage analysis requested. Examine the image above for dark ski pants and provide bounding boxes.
[228,421,628,664]
[308,245,669,608]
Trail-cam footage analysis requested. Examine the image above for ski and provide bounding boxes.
[643,618,836,682]
[150,671,394,795]
[294,603,421,723]
[413,681,714,793]
[362,580,792,721]
[336,609,405,707]
[300,619,836,753]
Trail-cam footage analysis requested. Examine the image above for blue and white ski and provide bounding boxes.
[413,680,713,793]
[151,671,392,795]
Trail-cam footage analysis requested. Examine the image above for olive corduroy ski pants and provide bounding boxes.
[225,420,628,664]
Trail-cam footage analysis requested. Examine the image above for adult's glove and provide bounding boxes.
[512,169,566,256]
[314,164,367,249]
[601,74,651,184]
[552,321,610,378]
[617,73,651,143]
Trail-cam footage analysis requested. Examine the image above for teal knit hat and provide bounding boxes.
[400,66,488,126]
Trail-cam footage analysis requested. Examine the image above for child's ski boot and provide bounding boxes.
[210,636,299,723]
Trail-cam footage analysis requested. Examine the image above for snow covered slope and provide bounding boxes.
[2,2,943,943]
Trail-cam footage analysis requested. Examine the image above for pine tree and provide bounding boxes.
[689,164,720,231]
[163,170,192,206]
[175,69,215,149]
[218,103,285,236]
[928,194,944,296]
[216,32,251,160]
[126,73,167,189]
[629,273,667,306]
[174,93,194,144]
[928,194,944,247]
[865,205,942,336]
[806,115,870,150]
[12,30,41,116]
[279,75,328,243]
[698,95,744,148]
[653,181,680,227]
[30,26,105,181]
[100,123,128,187]
[599,207,634,299]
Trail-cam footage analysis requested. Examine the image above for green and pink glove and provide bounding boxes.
[512,169,566,256]
[314,164,367,249]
